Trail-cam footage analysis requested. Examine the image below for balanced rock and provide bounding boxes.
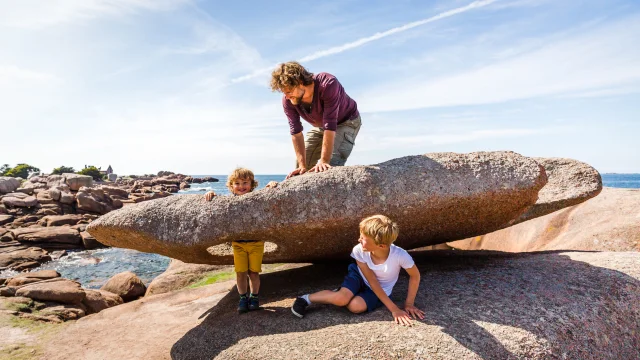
[89,151,564,265]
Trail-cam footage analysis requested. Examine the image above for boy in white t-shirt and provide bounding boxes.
[291,215,425,325]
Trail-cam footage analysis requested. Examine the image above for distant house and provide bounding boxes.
[99,165,114,175]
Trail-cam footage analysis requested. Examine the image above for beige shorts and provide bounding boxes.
[301,115,362,168]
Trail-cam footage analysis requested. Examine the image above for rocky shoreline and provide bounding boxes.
[0,172,217,323]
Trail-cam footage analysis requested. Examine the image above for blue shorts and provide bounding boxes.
[339,263,383,312]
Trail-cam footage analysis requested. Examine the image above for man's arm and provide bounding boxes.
[286,132,307,179]
[356,261,413,326]
[403,265,425,320]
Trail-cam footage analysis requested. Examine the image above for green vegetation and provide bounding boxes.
[0,164,40,179]
[189,271,235,288]
[77,165,102,181]
[51,166,76,175]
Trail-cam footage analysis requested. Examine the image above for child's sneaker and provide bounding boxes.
[291,297,308,318]
[238,296,249,314]
[248,295,260,311]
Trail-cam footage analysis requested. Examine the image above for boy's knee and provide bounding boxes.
[347,298,367,314]
[334,290,353,307]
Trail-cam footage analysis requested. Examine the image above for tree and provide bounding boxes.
[3,164,40,179]
[0,164,9,176]
[77,166,102,181]
[51,166,76,175]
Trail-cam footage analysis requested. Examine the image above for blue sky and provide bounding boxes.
[2,0,639,175]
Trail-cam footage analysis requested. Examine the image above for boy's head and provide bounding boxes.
[358,215,399,250]
[226,168,258,196]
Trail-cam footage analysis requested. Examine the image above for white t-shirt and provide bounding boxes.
[350,243,415,296]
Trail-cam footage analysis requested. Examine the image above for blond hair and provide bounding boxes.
[359,215,399,246]
[270,61,314,92]
[226,168,258,192]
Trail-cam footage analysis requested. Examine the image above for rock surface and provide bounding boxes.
[0,177,21,194]
[100,271,147,302]
[449,187,640,252]
[15,278,86,305]
[146,259,225,296]
[41,251,640,360]
[81,290,124,314]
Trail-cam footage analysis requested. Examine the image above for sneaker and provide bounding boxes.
[291,297,308,318]
[248,295,260,311]
[238,296,249,314]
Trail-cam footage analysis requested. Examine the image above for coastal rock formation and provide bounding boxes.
[0,177,21,194]
[41,251,640,360]
[449,187,640,252]
[88,152,601,265]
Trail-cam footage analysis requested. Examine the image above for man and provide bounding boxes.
[270,62,362,179]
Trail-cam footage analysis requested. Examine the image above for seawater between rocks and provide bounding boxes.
[4,174,636,288]
[0,175,285,288]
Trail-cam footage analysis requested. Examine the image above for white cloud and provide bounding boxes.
[0,65,57,83]
[231,0,498,83]
[0,0,187,29]
[358,15,640,112]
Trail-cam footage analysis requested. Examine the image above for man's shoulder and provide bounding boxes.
[315,72,339,86]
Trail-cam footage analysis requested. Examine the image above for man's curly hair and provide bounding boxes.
[270,61,314,92]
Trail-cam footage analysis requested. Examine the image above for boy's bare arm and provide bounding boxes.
[356,261,413,326]
[403,265,425,320]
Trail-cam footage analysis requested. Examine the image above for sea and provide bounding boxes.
[3,173,638,288]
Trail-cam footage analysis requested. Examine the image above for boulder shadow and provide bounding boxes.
[171,250,640,359]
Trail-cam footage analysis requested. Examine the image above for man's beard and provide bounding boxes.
[290,89,305,105]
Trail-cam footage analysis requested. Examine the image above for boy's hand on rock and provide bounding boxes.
[404,304,425,320]
[392,308,413,326]
[204,191,216,201]
[265,181,278,189]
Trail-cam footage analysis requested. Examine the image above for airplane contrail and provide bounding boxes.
[231,0,498,83]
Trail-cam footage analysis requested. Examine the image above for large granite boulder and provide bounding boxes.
[88,152,601,265]
[63,173,93,191]
[0,177,21,194]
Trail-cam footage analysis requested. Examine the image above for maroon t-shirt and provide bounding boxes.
[283,72,359,135]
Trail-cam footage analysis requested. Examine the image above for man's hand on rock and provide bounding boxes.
[309,160,332,173]
[204,191,217,201]
[286,167,307,179]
